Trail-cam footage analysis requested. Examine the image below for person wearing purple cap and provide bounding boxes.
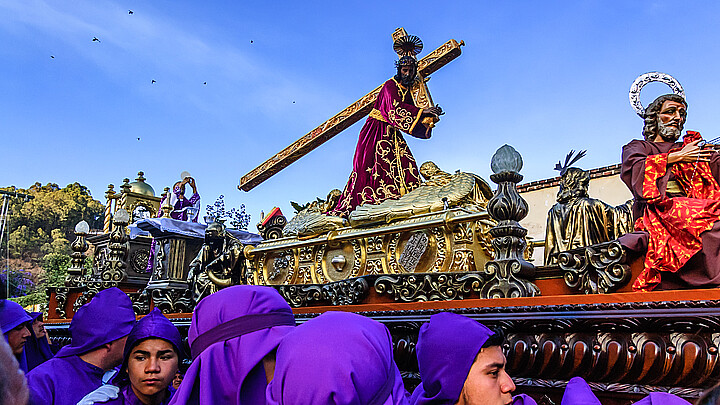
[25,311,55,371]
[1,299,33,373]
[410,312,518,405]
[169,285,296,405]
[26,287,136,405]
[78,308,183,405]
[266,311,409,405]
[633,392,691,405]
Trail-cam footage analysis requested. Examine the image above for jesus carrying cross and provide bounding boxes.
[327,36,443,217]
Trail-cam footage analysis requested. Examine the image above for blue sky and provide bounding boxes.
[2,1,720,228]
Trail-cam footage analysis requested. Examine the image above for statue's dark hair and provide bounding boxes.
[557,167,590,204]
[696,382,720,405]
[642,93,687,140]
[482,327,505,348]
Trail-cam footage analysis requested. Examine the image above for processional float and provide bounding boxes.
[43,29,720,402]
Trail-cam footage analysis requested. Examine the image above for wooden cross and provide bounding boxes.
[238,28,464,192]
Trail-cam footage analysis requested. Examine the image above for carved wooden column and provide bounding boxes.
[104,184,115,233]
[482,145,539,298]
[101,208,129,283]
[65,220,90,287]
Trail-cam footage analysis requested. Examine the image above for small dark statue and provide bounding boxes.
[544,151,633,265]
[187,220,245,303]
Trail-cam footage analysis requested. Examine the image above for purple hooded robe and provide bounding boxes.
[266,311,409,405]
[168,285,296,405]
[26,287,136,405]
[410,312,495,405]
[24,311,55,371]
[85,308,183,405]
[1,299,33,373]
[560,377,601,405]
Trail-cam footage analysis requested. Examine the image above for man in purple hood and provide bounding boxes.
[266,311,409,405]
[169,285,296,405]
[1,299,33,373]
[26,287,136,405]
[410,312,520,405]
[79,308,183,405]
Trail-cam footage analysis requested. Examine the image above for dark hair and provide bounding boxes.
[482,328,505,348]
[642,93,687,140]
[557,167,590,204]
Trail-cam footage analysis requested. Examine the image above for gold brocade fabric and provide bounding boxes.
[369,108,387,123]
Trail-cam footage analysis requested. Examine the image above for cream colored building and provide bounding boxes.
[517,164,633,265]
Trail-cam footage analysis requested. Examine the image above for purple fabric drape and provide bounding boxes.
[410,312,494,405]
[266,311,409,405]
[168,286,295,405]
[27,354,107,405]
[329,78,431,217]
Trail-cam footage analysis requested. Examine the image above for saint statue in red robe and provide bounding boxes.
[620,94,720,290]
[328,56,442,217]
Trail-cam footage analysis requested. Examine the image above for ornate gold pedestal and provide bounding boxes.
[244,208,495,286]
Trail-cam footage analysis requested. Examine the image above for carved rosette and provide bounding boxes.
[558,241,631,294]
[482,145,539,299]
[374,272,484,302]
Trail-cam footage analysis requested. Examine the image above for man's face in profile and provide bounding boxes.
[455,346,515,405]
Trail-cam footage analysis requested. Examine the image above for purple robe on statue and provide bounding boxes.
[410,312,495,405]
[82,308,182,405]
[266,311,409,405]
[25,311,55,371]
[0,299,32,373]
[26,287,136,405]
[168,285,296,405]
[329,78,432,217]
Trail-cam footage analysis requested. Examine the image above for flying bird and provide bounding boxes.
[137,137,140,141]
[151,80,156,84]
[203,82,207,85]
[92,37,100,42]
[250,40,254,44]
[128,10,133,14]
[50,55,55,59]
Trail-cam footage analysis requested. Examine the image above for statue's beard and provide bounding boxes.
[400,72,415,87]
[657,120,681,142]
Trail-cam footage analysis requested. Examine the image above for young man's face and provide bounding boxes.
[6,324,31,355]
[127,338,179,402]
[456,346,515,405]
